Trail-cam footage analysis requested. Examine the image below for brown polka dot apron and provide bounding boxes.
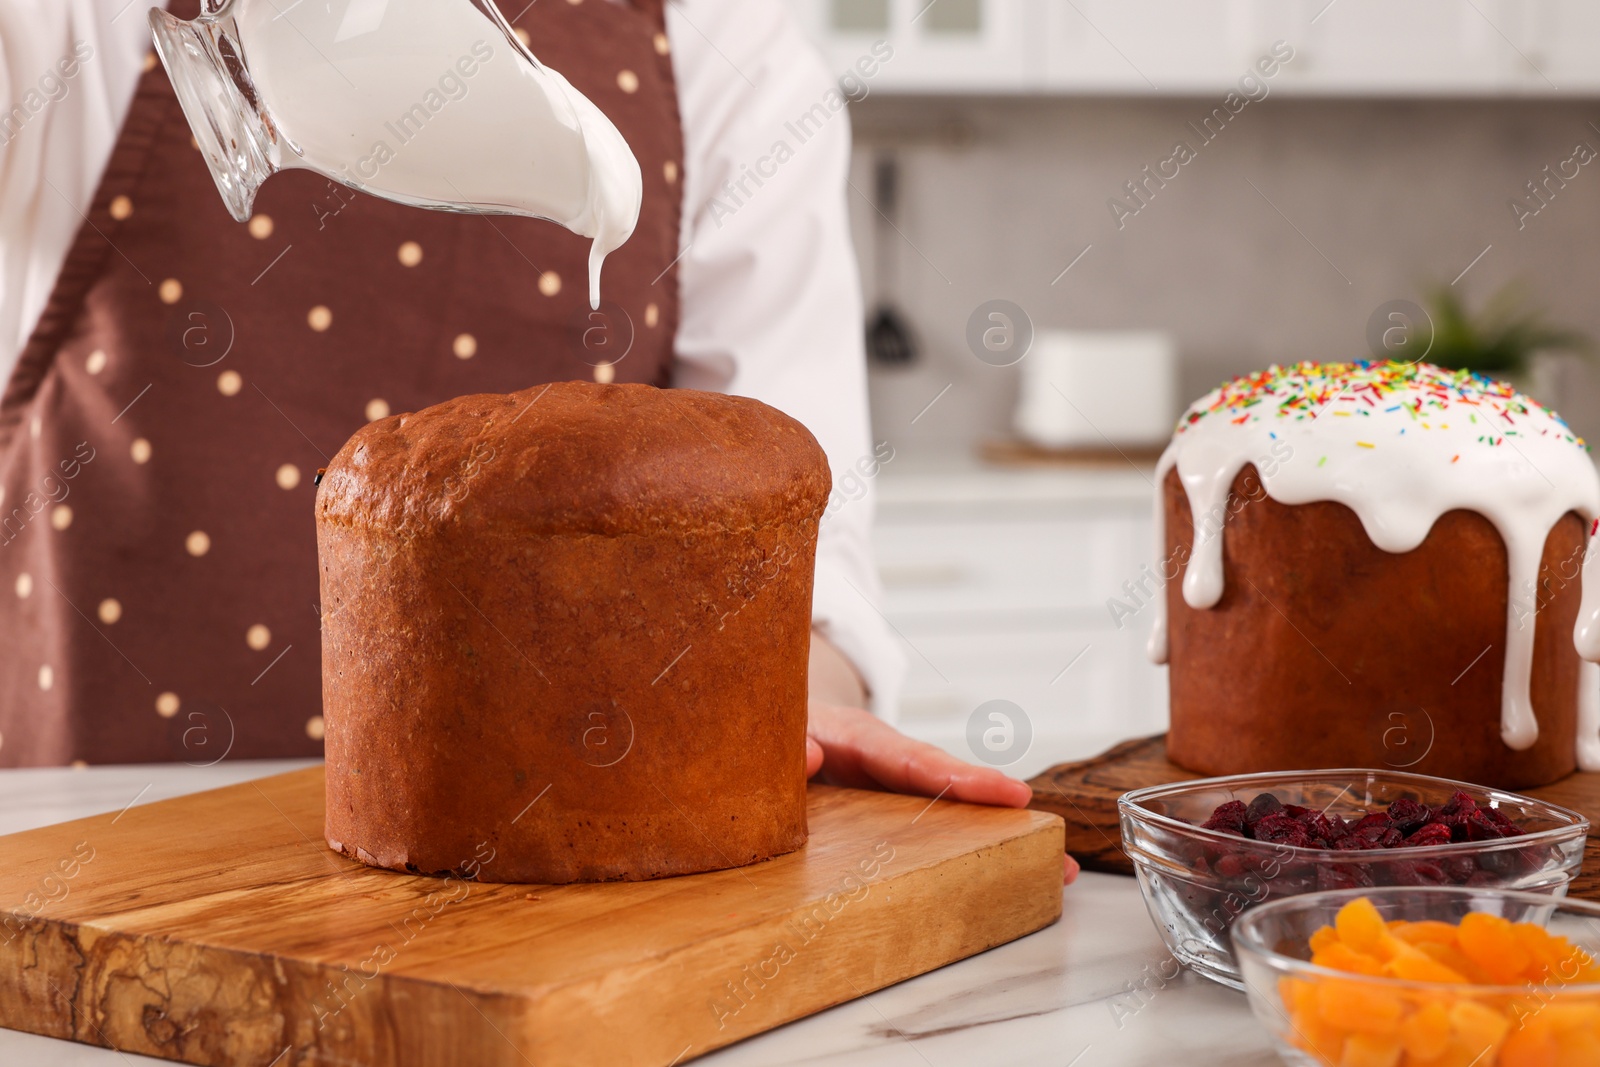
[0,0,683,766]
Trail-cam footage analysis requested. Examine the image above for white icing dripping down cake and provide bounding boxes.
[1150,360,1600,768]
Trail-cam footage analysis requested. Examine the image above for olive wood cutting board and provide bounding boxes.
[0,766,1063,1067]
[1025,733,1600,898]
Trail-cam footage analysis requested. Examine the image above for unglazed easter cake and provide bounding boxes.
[316,381,831,883]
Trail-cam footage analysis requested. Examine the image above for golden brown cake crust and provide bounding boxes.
[318,382,830,883]
[317,381,830,537]
[1164,465,1582,790]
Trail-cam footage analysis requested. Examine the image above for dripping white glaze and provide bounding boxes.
[1148,362,1600,767]
[1580,662,1600,769]
[540,66,644,310]
[236,0,642,309]
[1574,527,1600,769]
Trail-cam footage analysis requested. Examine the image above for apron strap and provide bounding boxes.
[0,54,174,448]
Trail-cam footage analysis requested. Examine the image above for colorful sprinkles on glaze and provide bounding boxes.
[1176,360,1588,452]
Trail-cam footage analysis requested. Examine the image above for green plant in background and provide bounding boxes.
[1423,283,1591,376]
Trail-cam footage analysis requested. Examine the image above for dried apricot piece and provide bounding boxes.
[1290,1003,1347,1063]
[1336,897,1393,957]
[1417,941,1492,985]
[1290,899,1600,1067]
[1539,1000,1600,1031]
[1542,937,1600,982]
[1458,913,1532,983]
[1311,925,1341,954]
[1315,979,1403,1035]
[1393,921,1461,947]
[1384,942,1467,985]
[1499,1021,1558,1067]
[1408,1039,1505,1067]
[1513,923,1574,978]
[1553,1026,1600,1066]
[1399,1000,1452,1060]
[1280,976,1312,1014]
[1448,999,1511,1060]
[1339,1032,1401,1067]
[1315,942,1386,977]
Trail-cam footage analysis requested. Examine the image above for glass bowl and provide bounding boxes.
[1118,769,1588,989]
[1232,886,1600,1067]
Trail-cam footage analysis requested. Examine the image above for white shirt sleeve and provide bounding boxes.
[667,0,905,719]
[0,0,907,720]
[0,0,151,362]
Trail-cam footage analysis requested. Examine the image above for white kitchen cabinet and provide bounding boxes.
[1252,0,1511,97]
[1510,2,1600,94]
[785,0,1600,97]
[1043,0,1259,95]
[785,0,1048,93]
[871,463,1168,778]
[875,512,1140,617]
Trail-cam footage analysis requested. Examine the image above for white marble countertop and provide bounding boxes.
[0,761,1281,1067]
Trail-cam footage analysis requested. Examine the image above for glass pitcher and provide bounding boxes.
[149,0,641,307]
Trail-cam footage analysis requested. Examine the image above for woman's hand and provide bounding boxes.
[807,633,1080,885]
[804,700,1031,806]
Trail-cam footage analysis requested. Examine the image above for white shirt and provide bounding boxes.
[0,0,905,718]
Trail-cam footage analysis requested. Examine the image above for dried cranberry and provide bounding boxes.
[1254,813,1312,848]
[1301,812,1346,847]
[1509,844,1544,874]
[1187,788,1532,886]
[1463,811,1505,842]
[1412,861,1449,885]
[1388,860,1450,886]
[1317,864,1374,891]
[1245,793,1284,830]
[1317,867,1361,891]
[1352,812,1392,835]
[1215,853,1249,878]
[1477,849,1523,877]
[1483,807,1520,834]
[1387,797,1431,835]
[1405,823,1453,848]
[1202,800,1249,835]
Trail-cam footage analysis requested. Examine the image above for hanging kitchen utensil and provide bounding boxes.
[865,153,917,366]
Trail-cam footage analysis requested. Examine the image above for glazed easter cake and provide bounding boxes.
[1154,361,1600,789]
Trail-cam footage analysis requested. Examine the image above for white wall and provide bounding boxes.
[851,96,1600,455]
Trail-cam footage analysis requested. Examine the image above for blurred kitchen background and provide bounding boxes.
[783,0,1600,776]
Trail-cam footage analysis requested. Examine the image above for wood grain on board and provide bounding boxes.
[0,766,1064,1067]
